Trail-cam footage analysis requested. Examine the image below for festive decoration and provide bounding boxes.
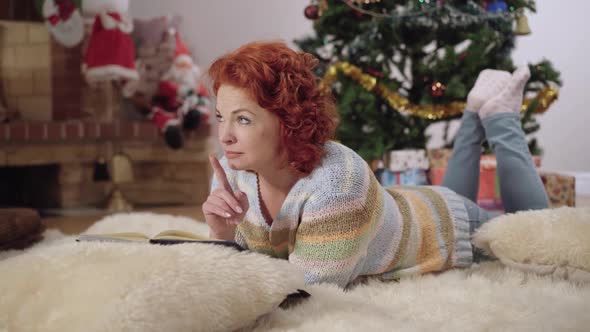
[430,81,446,98]
[540,172,576,208]
[82,0,138,84]
[41,0,84,47]
[352,0,382,4]
[321,62,559,120]
[514,9,532,35]
[374,149,429,186]
[521,86,558,114]
[125,15,181,98]
[297,0,561,160]
[304,0,330,19]
[304,5,320,19]
[376,168,429,187]
[160,30,211,123]
[486,1,508,13]
[342,0,513,23]
[382,149,430,172]
[127,25,211,149]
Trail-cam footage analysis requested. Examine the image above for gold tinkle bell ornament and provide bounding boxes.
[106,153,134,212]
[515,9,531,35]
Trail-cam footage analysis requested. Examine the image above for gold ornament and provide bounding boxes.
[321,62,559,120]
[107,153,134,212]
[319,0,329,16]
[515,9,532,35]
[522,86,559,114]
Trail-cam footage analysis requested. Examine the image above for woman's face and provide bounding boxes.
[215,85,283,172]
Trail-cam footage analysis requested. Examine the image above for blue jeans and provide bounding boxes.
[442,111,550,260]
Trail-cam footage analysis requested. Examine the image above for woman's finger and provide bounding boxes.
[209,155,232,192]
[203,200,233,219]
[206,196,234,218]
[214,189,243,213]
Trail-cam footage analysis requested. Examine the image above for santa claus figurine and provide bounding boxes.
[160,31,211,125]
[161,31,200,97]
[143,80,208,150]
[82,0,138,84]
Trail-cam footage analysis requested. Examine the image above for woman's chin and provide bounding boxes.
[227,160,247,170]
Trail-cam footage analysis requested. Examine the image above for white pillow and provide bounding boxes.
[472,207,590,283]
[0,240,306,332]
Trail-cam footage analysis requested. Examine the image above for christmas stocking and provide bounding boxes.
[42,0,84,48]
[150,106,183,150]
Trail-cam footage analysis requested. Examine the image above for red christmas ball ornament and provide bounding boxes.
[304,5,320,20]
[430,81,446,97]
[353,10,364,18]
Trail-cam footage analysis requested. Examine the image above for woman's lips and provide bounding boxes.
[225,151,242,159]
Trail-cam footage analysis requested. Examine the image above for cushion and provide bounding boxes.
[472,207,590,283]
[0,239,306,332]
[0,208,44,250]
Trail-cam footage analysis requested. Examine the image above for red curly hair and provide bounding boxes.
[208,41,338,174]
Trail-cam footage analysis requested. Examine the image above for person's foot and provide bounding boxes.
[466,69,512,113]
[479,66,531,119]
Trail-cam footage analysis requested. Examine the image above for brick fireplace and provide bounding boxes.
[0,13,212,210]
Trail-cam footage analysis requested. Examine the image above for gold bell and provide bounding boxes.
[106,153,135,212]
[515,11,531,35]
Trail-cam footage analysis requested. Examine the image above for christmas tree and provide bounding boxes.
[296,0,561,160]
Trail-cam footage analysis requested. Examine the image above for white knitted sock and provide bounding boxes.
[465,69,512,113]
[479,66,531,119]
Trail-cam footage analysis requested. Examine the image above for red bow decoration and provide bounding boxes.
[46,0,76,26]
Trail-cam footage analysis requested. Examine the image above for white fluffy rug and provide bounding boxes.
[1,212,589,332]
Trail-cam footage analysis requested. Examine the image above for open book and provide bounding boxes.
[77,230,244,251]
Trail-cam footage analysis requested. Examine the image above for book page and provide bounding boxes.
[152,230,209,241]
[77,232,150,243]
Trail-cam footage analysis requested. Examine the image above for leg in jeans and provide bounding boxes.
[441,111,484,202]
[442,69,511,202]
[482,113,549,213]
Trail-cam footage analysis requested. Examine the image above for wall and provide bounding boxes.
[130,0,590,172]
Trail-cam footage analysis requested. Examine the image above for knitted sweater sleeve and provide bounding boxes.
[288,189,376,288]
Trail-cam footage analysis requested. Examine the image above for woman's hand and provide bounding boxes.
[203,155,249,240]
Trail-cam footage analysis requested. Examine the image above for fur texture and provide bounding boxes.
[0,213,304,332]
[1,211,589,332]
[473,207,590,282]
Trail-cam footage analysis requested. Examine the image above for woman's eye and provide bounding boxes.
[215,113,224,122]
[237,116,251,125]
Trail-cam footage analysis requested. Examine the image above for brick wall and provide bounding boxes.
[51,36,85,120]
[0,20,52,121]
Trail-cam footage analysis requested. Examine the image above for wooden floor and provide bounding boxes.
[44,196,590,235]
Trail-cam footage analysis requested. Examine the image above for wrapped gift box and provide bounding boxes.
[376,168,430,187]
[539,171,576,208]
[375,149,430,186]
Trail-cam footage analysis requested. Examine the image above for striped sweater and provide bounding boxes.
[212,142,473,288]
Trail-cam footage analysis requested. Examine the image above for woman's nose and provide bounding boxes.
[219,124,236,144]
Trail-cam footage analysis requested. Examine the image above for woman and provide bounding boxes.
[203,41,549,288]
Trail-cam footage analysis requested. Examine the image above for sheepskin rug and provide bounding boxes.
[1,211,590,332]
